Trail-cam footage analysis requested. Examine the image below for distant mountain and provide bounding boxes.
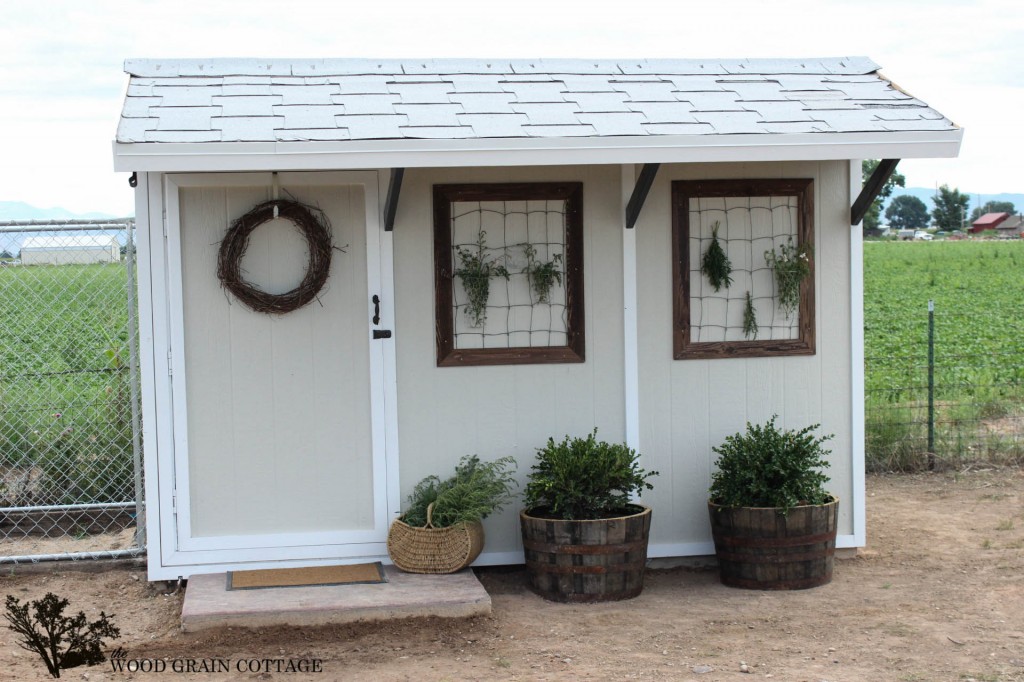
[883,188,1024,217]
[0,201,119,221]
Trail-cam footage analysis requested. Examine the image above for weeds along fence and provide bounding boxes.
[0,220,143,564]
[865,300,1024,472]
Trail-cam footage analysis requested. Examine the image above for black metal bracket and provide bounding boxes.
[384,168,404,232]
[625,163,660,229]
[373,329,392,339]
[851,159,900,226]
[128,172,138,188]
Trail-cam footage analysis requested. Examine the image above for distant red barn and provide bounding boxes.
[970,212,1010,233]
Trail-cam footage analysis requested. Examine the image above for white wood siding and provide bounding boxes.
[634,161,854,553]
[392,165,625,559]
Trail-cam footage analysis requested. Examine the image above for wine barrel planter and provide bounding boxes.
[520,505,652,603]
[708,497,839,590]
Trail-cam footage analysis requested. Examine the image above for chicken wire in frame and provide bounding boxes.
[434,183,585,366]
[672,179,815,360]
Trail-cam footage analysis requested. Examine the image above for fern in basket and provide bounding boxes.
[402,455,518,528]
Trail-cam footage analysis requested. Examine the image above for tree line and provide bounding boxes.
[861,161,1015,234]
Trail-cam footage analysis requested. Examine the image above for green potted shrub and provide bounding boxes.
[520,431,658,602]
[387,455,517,574]
[707,416,838,590]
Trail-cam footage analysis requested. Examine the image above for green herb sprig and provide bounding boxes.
[454,231,509,327]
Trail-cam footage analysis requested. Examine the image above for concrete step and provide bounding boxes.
[180,565,491,632]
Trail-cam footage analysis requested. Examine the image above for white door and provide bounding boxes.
[161,172,396,570]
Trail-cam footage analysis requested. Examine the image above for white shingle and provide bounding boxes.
[330,76,391,94]
[273,105,343,129]
[625,103,700,124]
[223,75,272,86]
[387,82,452,104]
[212,96,281,117]
[222,84,274,96]
[758,121,831,134]
[121,97,161,118]
[144,130,222,142]
[642,122,715,135]
[449,76,507,93]
[575,112,648,136]
[155,107,218,131]
[400,126,474,139]
[560,76,619,93]
[683,92,749,112]
[340,115,410,140]
[211,116,284,141]
[565,92,630,112]
[456,114,530,137]
[511,103,581,125]
[448,92,516,113]
[501,81,567,103]
[155,86,218,107]
[331,94,400,115]
[269,85,339,106]
[691,111,763,134]
[523,124,598,137]
[277,128,352,141]
[394,104,466,126]
[610,81,679,102]
[116,117,158,142]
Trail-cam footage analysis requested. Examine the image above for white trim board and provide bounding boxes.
[113,130,962,173]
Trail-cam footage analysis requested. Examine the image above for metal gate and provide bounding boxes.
[0,219,144,564]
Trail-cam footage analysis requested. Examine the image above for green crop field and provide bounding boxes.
[0,263,135,505]
[863,240,1024,470]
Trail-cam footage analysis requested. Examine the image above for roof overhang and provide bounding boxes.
[113,129,962,173]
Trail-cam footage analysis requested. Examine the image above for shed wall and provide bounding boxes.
[391,161,854,560]
[635,160,854,550]
[392,165,626,560]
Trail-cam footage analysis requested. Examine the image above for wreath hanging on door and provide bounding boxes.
[217,198,334,315]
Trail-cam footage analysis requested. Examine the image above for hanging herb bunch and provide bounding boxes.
[454,231,509,327]
[521,244,563,304]
[764,237,812,317]
[700,221,733,292]
[743,291,758,340]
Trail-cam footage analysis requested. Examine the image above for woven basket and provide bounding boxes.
[387,503,485,574]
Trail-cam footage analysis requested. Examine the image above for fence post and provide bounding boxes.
[927,299,935,470]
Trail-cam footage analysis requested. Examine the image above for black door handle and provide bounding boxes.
[372,294,381,325]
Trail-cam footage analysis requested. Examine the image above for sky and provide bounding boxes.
[1,0,1022,217]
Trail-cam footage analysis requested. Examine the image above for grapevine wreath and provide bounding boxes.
[217,199,335,314]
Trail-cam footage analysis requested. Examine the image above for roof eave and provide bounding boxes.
[112,129,963,173]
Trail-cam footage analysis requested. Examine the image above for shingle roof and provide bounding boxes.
[117,58,958,144]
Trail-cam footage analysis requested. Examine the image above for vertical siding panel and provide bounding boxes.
[181,187,236,536]
[223,186,278,532]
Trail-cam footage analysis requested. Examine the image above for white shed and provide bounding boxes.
[21,234,120,265]
[112,58,962,581]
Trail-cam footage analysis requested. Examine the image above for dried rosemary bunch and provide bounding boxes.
[700,221,733,292]
[743,291,758,339]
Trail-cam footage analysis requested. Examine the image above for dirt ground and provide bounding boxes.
[1,469,1023,682]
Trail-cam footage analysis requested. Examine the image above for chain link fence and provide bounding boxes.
[865,301,1024,472]
[0,220,144,564]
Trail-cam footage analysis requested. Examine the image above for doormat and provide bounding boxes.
[227,562,387,590]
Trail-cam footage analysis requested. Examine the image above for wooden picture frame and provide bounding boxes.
[672,178,815,360]
[434,182,585,367]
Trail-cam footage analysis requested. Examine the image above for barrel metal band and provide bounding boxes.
[711,530,836,548]
[525,559,644,575]
[522,539,648,555]
[716,547,836,564]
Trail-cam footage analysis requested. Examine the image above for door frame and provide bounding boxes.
[146,171,399,575]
